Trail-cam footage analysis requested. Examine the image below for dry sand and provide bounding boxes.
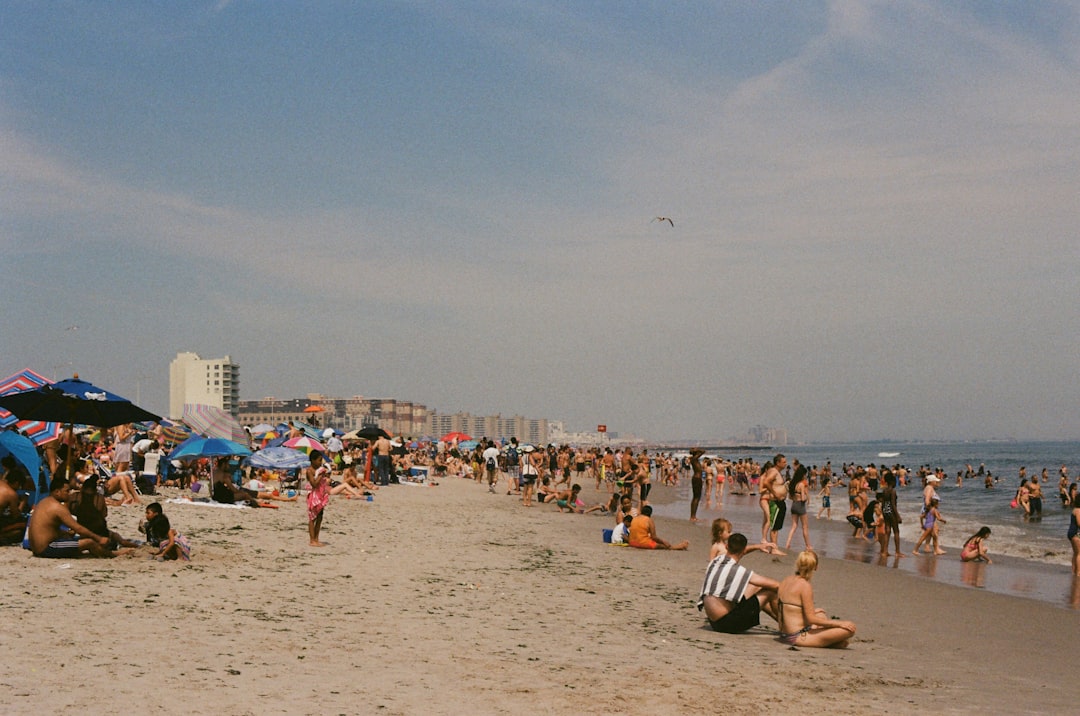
[2,476,1077,715]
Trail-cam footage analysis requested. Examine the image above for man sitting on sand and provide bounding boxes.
[26,475,113,558]
[698,533,779,633]
[628,505,689,550]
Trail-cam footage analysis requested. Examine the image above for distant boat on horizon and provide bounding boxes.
[878,451,901,458]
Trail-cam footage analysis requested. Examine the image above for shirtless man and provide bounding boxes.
[27,475,112,558]
[760,454,788,550]
[1028,476,1044,519]
[374,433,392,486]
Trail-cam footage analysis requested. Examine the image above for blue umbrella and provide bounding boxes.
[244,446,310,470]
[0,375,160,428]
[168,436,252,461]
[0,430,43,505]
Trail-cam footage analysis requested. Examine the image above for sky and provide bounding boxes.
[2,1,1080,443]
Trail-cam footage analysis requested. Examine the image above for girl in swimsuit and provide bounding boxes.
[960,526,992,563]
[776,551,856,648]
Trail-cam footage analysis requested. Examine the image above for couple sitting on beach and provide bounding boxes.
[698,532,856,648]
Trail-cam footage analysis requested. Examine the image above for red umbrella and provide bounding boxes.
[440,431,472,443]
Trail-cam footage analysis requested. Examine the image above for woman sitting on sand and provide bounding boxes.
[960,526,992,563]
[777,551,857,648]
[72,477,139,556]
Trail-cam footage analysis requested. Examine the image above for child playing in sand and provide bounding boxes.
[960,526,992,563]
[141,502,191,561]
[913,498,946,555]
[306,452,330,547]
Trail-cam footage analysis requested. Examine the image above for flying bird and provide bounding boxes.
[651,216,674,226]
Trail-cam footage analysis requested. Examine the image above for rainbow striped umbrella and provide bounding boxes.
[0,368,61,446]
[283,436,326,454]
[181,403,247,443]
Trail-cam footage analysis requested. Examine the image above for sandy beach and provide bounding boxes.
[2,476,1077,715]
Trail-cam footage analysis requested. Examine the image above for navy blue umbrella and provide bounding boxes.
[0,375,160,428]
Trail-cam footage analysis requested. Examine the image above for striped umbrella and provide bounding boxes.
[283,436,326,454]
[0,368,61,446]
[181,403,247,443]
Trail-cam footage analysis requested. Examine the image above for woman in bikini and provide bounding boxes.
[1069,493,1080,576]
[960,526,992,563]
[777,551,856,648]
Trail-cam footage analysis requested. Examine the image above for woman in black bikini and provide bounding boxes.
[777,551,856,648]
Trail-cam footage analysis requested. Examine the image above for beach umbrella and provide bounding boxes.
[0,369,62,446]
[0,374,161,428]
[458,440,478,451]
[245,446,310,470]
[168,436,252,461]
[258,430,280,447]
[283,436,325,454]
[248,423,275,436]
[440,431,472,443]
[181,403,247,443]
[160,423,191,444]
[344,426,390,441]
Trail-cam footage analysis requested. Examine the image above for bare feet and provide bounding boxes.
[672,540,690,550]
[912,549,921,554]
[933,549,946,555]
[309,540,326,547]
[897,552,908,557]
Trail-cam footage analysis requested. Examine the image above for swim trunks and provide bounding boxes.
[34,537,82,558]
[630,537,658,549]
[769,500,787,531]
[708,595,761,634]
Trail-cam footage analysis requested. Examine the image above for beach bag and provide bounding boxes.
[1010,498,1018,509]
[602,528,613,543]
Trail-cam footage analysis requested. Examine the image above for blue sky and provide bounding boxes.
[3,1,1079,442]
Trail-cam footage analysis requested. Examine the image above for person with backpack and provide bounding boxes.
[504,437,521,495]
[482,440,500,493]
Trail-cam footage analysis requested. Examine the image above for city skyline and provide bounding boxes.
[4,3,1079,442]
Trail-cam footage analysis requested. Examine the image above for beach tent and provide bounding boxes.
[0,430,43,505]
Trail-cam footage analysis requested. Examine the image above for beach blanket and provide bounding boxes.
[165,498,249,510]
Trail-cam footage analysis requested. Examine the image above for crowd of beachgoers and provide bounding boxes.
[4,421,1080,647]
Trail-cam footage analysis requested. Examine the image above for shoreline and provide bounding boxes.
[650,482,1080,610]
[2,474,1077,714]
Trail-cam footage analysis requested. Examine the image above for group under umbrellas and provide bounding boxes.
[0,374,163,503]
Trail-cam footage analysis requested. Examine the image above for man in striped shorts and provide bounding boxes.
[698,533,779,633]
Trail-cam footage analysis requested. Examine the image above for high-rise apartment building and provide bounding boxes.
[169,352,240,419]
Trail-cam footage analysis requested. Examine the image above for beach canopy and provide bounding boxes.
[0,368,61,446]
[182,403,247,443]
[440,431,471,443]
[0,375,160,428]
[245,446,310,470]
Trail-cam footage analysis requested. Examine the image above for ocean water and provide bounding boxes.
[767,440,1078,564]
[650,440,1080,608]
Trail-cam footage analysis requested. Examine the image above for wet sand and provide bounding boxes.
[2,477,1077,715]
